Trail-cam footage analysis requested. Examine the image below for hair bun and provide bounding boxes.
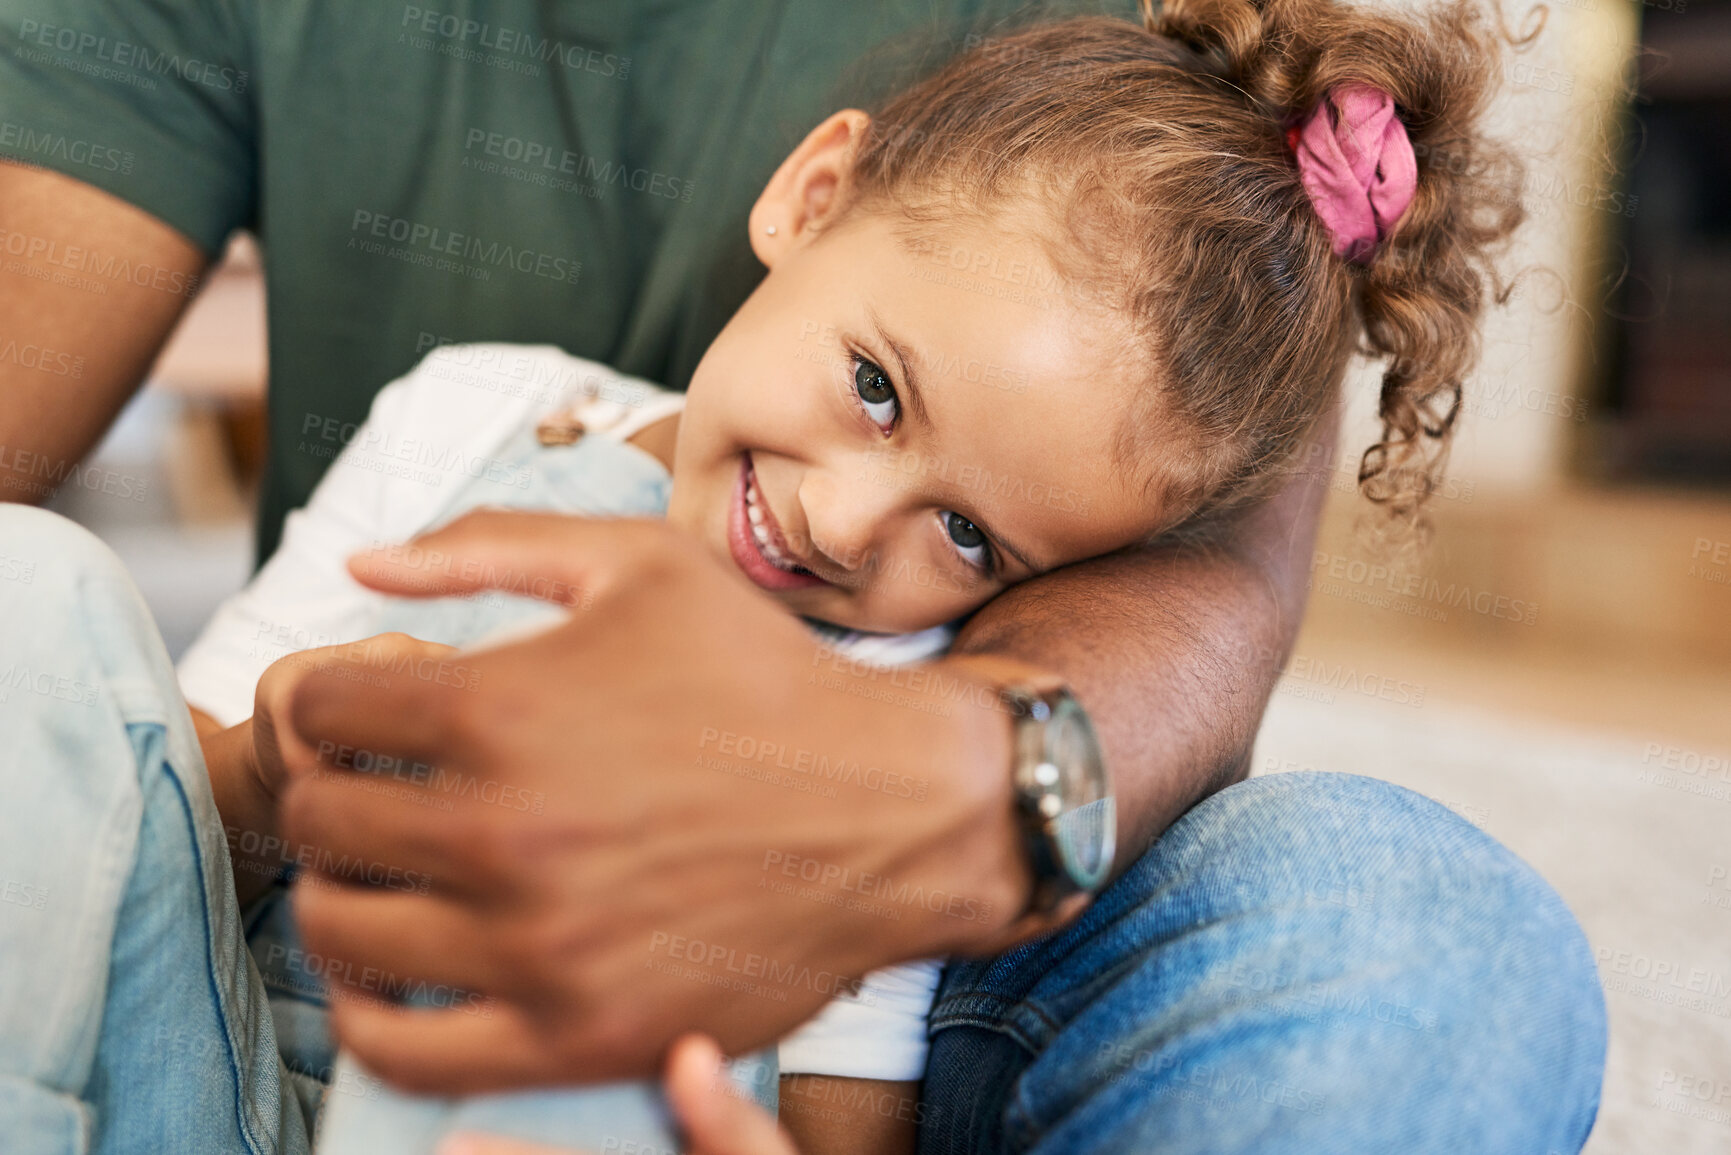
[1289,84,1418,263]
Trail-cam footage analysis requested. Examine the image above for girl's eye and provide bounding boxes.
[852,356,899,430]
[941,511,994,574]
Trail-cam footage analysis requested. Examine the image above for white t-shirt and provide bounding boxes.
[177,343,949,1081]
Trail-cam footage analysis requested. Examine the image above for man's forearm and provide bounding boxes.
[949,418,1336,864]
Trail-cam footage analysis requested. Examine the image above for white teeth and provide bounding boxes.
[744,465,799,572]
[757,525,786,563]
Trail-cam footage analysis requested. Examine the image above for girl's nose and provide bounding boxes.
[796,465,902,576]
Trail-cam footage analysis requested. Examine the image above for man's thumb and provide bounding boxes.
[665,1035,799,1155]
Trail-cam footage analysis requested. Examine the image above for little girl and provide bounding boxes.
[0,0,1526,1151]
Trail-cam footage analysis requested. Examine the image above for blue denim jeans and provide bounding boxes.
[917,770,1607,1153]
[0,506,305,1155]
[0,506,1607,1153]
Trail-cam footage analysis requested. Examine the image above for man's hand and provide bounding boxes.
[278,510,1031,1093]
[435,1036,798,1155]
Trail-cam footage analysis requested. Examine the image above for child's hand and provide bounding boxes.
[661,1035,800,1155]
[434,1035,800,1155]
[210,632,459,908]
[251,632,458,804]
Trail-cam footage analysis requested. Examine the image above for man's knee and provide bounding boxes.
[1156,773,1601,979]
[1003,770,1604,1059]
[1149,773,1605,1113]
[936,771,1606,1150]
[1148,772,1538,907]
[0,504,132,599]
[0,504,165,688]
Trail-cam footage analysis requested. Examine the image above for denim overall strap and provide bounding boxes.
[367,423,675,647]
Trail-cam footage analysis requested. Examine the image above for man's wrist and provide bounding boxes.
[894,652,1099,958]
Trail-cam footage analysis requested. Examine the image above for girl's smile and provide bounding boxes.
[729,452,827,592]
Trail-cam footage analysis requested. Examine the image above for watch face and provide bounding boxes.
[1046,696,1115,890]
[1055,798,1117,888]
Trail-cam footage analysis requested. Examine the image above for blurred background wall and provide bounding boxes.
[1316,0,1731,752]
[1278,5,1731,1149]
[40,1,1731,1150]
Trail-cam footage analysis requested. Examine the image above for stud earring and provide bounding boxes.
[765,224,778,236]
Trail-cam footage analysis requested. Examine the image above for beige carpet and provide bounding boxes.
[1252,686,1731,1154]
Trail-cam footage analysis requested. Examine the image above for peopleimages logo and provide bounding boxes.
[0,335,83,379]
[1280,655,1426,709]
[415,335,655,410]
[0,226,200,297]
[1308,550,1540,626]
[0,445,148,503]
[1596,945,1731,1002]
[760,850,993,924]
[0,120,132,175]
[697,726,929,801]
[646,931,868,1004]
[348,210,581,285]
[299,410,534,489]
[399,7,629,79]
[15,19,250,93]
[0,664,98,707]
[462,129,695,201]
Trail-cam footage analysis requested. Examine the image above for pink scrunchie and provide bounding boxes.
[1289,85,1417,264]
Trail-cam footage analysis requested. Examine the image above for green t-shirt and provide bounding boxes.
[0,0,1130,560]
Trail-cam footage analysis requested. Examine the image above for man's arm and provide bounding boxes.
[0,161,206,500]
[951,413,1336,868]
[272,416,1334,1094]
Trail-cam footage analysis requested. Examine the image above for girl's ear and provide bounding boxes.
[749,109,872,269]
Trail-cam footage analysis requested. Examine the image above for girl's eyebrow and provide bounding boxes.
[866,308,930,429]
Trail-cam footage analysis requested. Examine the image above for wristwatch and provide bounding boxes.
[1002,680,1116,916]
